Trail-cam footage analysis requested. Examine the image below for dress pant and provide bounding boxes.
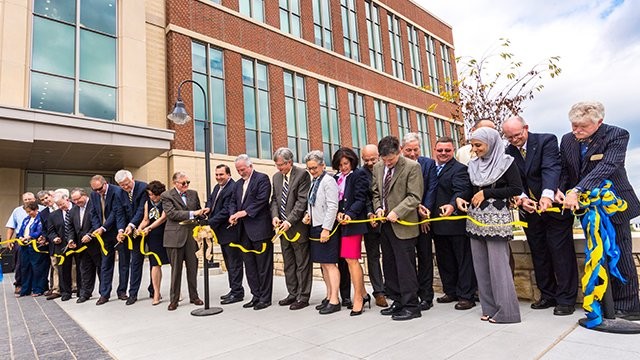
[59,253,76,297]
[416,231,434,302]
[364,231,385,296]
[523,213,577,306]
[239,228,273,303]
[49,256,60,294]
[128,236,145,298]
[280,235,312,302]
[166,236,200,304]
[19,246,49,295]
[99,237,131,298]
[220,243,244,297]
[13,245,22,286]
[610,223,640,312]
[79,251,101,299]
[433,234,477,300]
[380,223,419,311]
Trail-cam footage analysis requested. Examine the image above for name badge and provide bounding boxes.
[590,154,604,161]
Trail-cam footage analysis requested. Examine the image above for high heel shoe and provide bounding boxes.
[363,294,371,309]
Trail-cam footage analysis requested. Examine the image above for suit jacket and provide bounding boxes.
[559,123,640,223]
[371,156,423,239]
[362,166,380,234]
[120,180,149,228]
[417,156,438,210]
[47,207,73,255]
[89,184,126,237]
[39,207,54,254]
[161,188,201,248]
[270,166,310,242]
[230,170,274,242]
[334,168,369,236]
[17,214,45,250]
[68,201,100,256]
[431,159,472,236]
[206,179,237,245]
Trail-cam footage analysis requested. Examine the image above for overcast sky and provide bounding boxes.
[416,0,640,192]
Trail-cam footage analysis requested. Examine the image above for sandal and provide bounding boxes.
[480,315,491,321]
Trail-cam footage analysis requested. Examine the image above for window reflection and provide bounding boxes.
[31,72,74,114]
[80,0,116,35]
[32,17,75,77]
[34,0,76,23]
[79,82,116,120]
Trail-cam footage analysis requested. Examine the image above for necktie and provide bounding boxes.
[309,178,320,206]
[383,167,393,211]
[181,192,188,205]
[436,164,445,175]
[64,210,71,241]
[580,142,588,160]
[100,195,106,224]
[280,175,289,220]
[520,147,526,159]
[80,206,85,227]
[212,187,222,210]
[128,191,133,203]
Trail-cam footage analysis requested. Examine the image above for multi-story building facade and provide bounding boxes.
[0,0,460,225]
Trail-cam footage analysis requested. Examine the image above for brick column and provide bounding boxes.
[269,65,288,151]
[224,51,246,156]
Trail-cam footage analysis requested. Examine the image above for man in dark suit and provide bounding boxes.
[372,136,424,321]
[270,148,312,310]
[161,171,207,311]
[36,190,59,300]
[401,133,438,311]
[115,169,149,305]
[89,175,126,305]
[503,116,578,316]
[69,188,101,303]
[229,154,274,311]
[47,190,75,302]
[557,101,640,320]
[430,136,477,310]
[206,164,244,305]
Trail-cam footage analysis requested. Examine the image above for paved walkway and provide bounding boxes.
[2,266,640,359]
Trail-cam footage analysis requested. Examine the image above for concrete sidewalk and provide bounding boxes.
[3,266,640,359]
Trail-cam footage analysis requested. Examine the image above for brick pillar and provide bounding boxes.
[224,51,246,156]
[306,77,322,151]
[337,87,352,148]
[270,65,288,151]
[300,0,315,44]
[364,96,378,144]
[355,0,370,66]
[264,0,280,28]
[166,32,195,151]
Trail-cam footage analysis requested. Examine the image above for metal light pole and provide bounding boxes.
[167,79,222,317]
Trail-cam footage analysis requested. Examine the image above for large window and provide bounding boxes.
[318,82,340,165]
[425,35,439,93]
[192,42,227,154]
[313,0,332,50]
[348,92,366,156]
[31,0,117,121]
[284,71,309,163]
[417,113,431,157]
[407,25,423,86]
[340,0,359,61]
[280,0,301,37]
[242,58,271,159]
[434,118,445,139]
[441,44,454,93]
[365,1,383,71]
[240,0,264,22]
[387,14,404,80]
[396,106,410,139]
[374,99,390,141]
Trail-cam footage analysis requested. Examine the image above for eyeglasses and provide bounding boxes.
[92,183,105,192]
[306,166,319,171]
[176,180,191,186]
[435,149,453,153]
[505,128,526,141]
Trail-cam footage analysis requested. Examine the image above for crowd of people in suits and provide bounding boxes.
[5,100,640,323]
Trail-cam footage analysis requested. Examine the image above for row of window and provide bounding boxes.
[191,42,461,163]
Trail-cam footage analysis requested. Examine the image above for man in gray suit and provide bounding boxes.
[270,148,312,310]
[161,171,208,311]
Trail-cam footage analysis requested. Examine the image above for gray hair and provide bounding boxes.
[54,188,69,197]
[273,147,294,163]
[91,175,107,185]
[171,171,188,182]
[402,132,421,146]
[53,190,69,204]
[70,187,87,197]
[503,116,526,127]
[114,169,133,183]
[235,154,253,166]
[569,101,605,124]
[36,190,50,199]
[304,150,325,165]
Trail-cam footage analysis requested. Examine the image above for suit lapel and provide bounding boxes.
[389,156,406,190]
[581,125,605,173]
[524,134,538,174]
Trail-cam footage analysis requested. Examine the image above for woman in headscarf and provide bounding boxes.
[456,127,523,323]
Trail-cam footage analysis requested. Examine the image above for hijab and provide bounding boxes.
[467,127,514,187]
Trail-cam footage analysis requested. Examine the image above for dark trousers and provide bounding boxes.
[610,223,640,312]
[99,237,131,298]
[128,237,145,298]
[416,231,434,302]
[79,251,101,299]
[339,258,350,301]
[524,213,577,306]
[364,231,385,296]
[380,223,419,311]
[166,238,199,304]
[220,243,244,297]
[433,234,477,300]
[19,246,49,295]
[240,230,273,303]
[280,236,312,302]
[13,245,22,286]
[59,253,76,297]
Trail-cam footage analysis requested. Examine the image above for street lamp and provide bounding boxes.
[167,79,222,317]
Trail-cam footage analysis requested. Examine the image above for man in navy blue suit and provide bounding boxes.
[503,116,577,316]
[401,133,438,311]
[557,101,640,320]
[115,169,148,305]
[229,154,274,310]
[89,175,126,305]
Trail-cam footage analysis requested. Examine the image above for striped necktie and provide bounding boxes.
[383,167,393,210]
[279,175,289,220]
[436,164,445,175]
[128,191,133,203]
[520,147,526,159]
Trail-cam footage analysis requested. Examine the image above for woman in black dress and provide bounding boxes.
[138,180,170,306]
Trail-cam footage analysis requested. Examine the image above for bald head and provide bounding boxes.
[502,116,529,147]
[361,144,379,171]
[474,119,496,130]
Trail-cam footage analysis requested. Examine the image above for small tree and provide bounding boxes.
[427,38,561,137]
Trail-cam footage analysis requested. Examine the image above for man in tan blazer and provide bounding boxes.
[162,171,208,311]
[372,136,423,321]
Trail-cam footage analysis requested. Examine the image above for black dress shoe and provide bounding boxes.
[61,294,71,301]
[392,308,422,321]
[117,294,129,301]
[455,300,476,310]
[436,294,458,303]
[342,298,353,309]
[243,299,258,308]
[46,293,61,300]
[76,296,88,304]
[96,297,109,306]
[531,298,557,309]
[315,298,329,310]
[221,295,243,305]
[420,300,433,311]
[253,301,271,310]
[381,302,403,316]
[220,292,231,300]
[126,297,137,306]
[319,303,341,314]
[615,309,640,321]
[553,304,575,316]
[289,301,309,310]
[278,297,296,306]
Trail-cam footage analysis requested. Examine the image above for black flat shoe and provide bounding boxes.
[315,298,329,310]
[243,299,257,308]
[553,304,575,316]
[380,302,402,316]
[319,303,341,314]
[531,298,557,309]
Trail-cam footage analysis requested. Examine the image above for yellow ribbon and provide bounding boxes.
[124,233,163,266]
[91,233,110,256]
[55,245,88,265]
[229,242,267,254]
